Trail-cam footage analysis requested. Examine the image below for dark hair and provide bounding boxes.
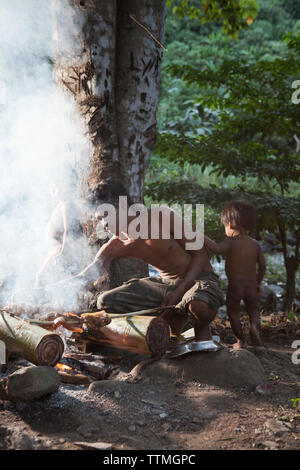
[221,200,257,233]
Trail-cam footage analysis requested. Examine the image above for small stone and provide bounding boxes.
[136,420,145,427]
[159,413,168,419]
[59,438,65,443]
[10,432,33,450]
[256,383,274,396]
[114,391,120,398]
[265,419,290,435]
[129,425,136,432]
[152,408,164,415]
[295,329,300,336]
[75,441,114,450]
[262,440,279,450]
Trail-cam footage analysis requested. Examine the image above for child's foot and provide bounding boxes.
[232,339,247,349]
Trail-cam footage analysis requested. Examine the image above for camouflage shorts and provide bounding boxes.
[97,271,224,314]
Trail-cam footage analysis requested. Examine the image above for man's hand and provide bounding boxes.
[161,287,184,307]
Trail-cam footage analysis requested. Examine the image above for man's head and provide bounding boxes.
[221,200,257,235]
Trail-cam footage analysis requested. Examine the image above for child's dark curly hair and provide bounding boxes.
[221,200,257,233]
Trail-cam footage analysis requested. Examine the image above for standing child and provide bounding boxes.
[204,200,266,348]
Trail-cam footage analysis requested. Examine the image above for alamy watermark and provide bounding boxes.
[291,80,300,104]
[95,197,204,251]
[291,340,300,365]
[0,340,6,366]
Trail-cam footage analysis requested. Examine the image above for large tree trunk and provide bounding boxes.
[116,0,166,203]
[52,0,166,286]
[284,256,299,312]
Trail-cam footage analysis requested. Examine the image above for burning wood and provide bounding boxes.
[0,311,64,366]
[55,353,111,384]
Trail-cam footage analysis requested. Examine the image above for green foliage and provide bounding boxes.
[167,0,258,37]
[150,0,300,304]
[145,181,300,236]
[159,0,298,132]
[156,45,300,193]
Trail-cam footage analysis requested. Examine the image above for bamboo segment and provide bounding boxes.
[98,315,170,356]
[0,312,64,366]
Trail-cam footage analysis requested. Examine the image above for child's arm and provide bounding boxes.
[256,244,266,290]
[204,235,231,255]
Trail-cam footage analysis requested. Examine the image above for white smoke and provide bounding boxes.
[0,0,97,312]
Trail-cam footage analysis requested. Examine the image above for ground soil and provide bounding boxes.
[0,315,299,451]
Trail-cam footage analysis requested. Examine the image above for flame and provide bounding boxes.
[56,363,72,371]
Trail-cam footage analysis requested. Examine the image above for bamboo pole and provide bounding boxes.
[0,312,64,366]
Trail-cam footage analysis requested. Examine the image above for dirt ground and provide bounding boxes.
[0,315,299,451]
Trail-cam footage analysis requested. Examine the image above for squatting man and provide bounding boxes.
[74,202,224,343]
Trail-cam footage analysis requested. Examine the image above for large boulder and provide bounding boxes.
[142,347,266,390]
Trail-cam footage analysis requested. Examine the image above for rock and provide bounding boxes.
[10,431,34,450]
[296,329,300,337]
[136,420,145,427]
[128,425,136,432]
[258,285,277,312]
[263,440,279,450]
[142,348,266,390]
[159,413,168,419]
[265,419,290,435]
[0,366,60,402]
[267,284,284,297]
[217,306,228,319]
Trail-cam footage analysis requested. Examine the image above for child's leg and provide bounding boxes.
[227,288,246,348]
[244,293,263,347]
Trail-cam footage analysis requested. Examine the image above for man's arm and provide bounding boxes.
[161,248,209,307]
[75,235,133,280]
[204,235,231,255]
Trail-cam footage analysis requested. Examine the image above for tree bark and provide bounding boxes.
[116,0,166,203]
[284,256,299,312]
[52,0,166,286]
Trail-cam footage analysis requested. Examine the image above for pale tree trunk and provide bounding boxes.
[116,0,166,203]
[52,0,166,286]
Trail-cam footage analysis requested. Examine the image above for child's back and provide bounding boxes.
[225,234,262,285]
[204,199,266,348]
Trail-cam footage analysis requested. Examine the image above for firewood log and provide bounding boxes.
[77,315,171,357]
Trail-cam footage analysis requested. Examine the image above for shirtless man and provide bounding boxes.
[78,206,224,342]
[204,200,266,348]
